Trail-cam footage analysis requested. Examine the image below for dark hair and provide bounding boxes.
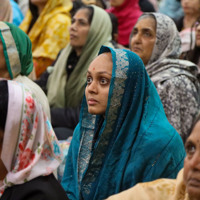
[28,1,39,33]
[70,1,86,17]
[0,81,8,131]
[77,6,94,25]
[108,13,118,38]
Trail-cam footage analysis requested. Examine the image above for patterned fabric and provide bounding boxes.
[0,80,63,197]
[0,21,50,120]
[61,46,185,200]
[47,5,113,108]
[107,169,190,200]
[107,0,142,46]
[20,0,72,77]
[142,13,200,142]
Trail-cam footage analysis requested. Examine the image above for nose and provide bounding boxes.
[189,152,200,171]
[131,33,141,47]
[87,80,98,94]
[70,22,77,32]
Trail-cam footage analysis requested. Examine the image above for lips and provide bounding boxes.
[132,47,142,52]
[70,33,77,40]
[188,178,200,187]
[88,98,98,105]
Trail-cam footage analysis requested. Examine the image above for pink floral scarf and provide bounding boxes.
[0,80,63,196]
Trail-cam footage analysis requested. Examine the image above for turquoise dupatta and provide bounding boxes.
[62,46,185,200]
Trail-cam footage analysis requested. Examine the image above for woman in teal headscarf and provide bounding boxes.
[0,21,50,119]
[61,46,186,200]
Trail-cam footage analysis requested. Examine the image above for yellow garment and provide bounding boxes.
[20,0,72,77]
[107,169,190,200]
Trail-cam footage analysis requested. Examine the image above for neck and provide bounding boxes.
[184,14,199,29]
[37,4,46,15]
[74,48,82,57]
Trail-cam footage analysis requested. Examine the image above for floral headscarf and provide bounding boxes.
[0,80,63,196]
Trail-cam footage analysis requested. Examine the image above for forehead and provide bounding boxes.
[187,121,200,143]
[74,9,89,20]
[135,17,156,31]
[88,53,113,71]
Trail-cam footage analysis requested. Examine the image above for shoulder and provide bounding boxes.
[2,174,68,200]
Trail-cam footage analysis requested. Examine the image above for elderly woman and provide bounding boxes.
[130,13,200,143]
[0,21,50,119]
[107,113,200,200]
[61,46,185,200]
[0,80,68,200]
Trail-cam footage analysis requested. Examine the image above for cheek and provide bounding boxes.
[183,158,190,182]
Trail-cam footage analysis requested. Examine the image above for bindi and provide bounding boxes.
[93,67,95,70]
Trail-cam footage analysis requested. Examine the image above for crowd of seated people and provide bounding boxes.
[0,0,200,199]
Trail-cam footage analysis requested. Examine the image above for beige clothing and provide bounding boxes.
[0,0,12,23]
[107,169,190,200]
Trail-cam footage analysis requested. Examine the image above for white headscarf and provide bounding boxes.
[0,80,63,196]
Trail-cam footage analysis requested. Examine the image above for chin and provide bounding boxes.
[88,108,105,115]
[187,187,200,200]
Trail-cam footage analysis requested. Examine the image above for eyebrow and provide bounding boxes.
[87,70,112,76]
[134,27,154,32]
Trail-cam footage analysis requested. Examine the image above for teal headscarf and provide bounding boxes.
[0,22,33,79]
[62,46,185,200]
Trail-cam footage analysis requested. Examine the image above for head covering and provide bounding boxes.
[20,0,72,60]
[0,80,63,196]
[107,0,142,46]
[132,13,200,141]
[0,0,13,23]
[140,13,198,83]
[0,21,51,120]
[61,46,185,200]
[0,22,33,79]
[47,5,113,108]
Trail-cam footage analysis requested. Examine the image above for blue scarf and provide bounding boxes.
[62,46,185,200]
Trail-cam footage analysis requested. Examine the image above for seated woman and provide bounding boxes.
[0,21,50,119]
[20,0,72,78]
[45,5,113,138]
[0,80,68,200]
[130,13,200,143]
[107,113,200,200]
[61,46,185,200]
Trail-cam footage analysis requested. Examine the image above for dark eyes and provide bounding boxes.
[86,76,109,85]
[185,143,196,155]
[87,76,92,84]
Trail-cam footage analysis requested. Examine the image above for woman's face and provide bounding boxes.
[181,0,200,15]
[85,53,113,115]
[109,0,125,7]
[69,9,91,55]
[130,17,156,66]
[184,120,200,200]
[195,21,200,47]
[0,42,10,79]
